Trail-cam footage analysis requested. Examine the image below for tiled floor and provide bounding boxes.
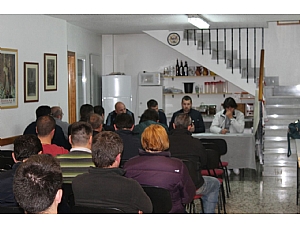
[193,167,300,214]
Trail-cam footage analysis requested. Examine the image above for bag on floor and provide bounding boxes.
[287,120,300,157]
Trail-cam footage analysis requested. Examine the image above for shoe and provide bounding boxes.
[227,169,231,176]
[233,168,240,175]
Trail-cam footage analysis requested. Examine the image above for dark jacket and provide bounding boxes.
[72,167,152,213]
[115,129,141,161]
[169,108,205,133]
[168,128,207,189]
[105,109,135,127]
[158,110,167,125]
[124,149,196,213]
[133,120,168,138]
[24,121,71,150]
[0,163,21,207]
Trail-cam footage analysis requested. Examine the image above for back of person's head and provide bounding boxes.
[115,113,134,129]
[182,95,192,103]
[147,99,158,109]
[174,113,192,129]
[140,109,159,123]
[36,115,56,137]
[80,104,94,122]
[35,105,51,119]
[87,113,103,130]
[92,131,123,168]
[94,105,105,116]
[70,121,93,146]
[141,124,169,152]
[223,97,238,109]
[13,135,43,161]
[13,154,63,214]
[51,106,63,118]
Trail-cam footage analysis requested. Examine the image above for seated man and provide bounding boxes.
[105,102,135,128]
[24,105,70,149]
[13,154,63,214]
[51,106,69,140]
[79,104,94,122]
[209,97,245,175]
[169,95,205,133]
[36,115,69,156]
[169,113,220,213]
[72,131,152,213]
[0,135,42,207]
[133,109,168,138]
[94,105,114,131]
[114,113,141,164]
[124,124,195,213]
[87,113,104,137]
[146,99,167,126]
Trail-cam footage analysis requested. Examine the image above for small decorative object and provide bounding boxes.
[0,48,18,109]
[202,67,208,76]
[195,66,202,76]
[24,62,39,103]
[195,85,200,94]
[167,33,180,46]
[44,53,57,91]
[210,70,217,76]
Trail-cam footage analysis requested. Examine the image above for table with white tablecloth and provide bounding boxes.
[192,133,256,170]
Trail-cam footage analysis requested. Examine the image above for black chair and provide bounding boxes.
[71,205,124,214]
[0,153,14,170]
[0,206,24,214]
[119,159,128,168]
[142,186,172,213]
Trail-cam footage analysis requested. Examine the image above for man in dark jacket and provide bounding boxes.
[146,99,167,126]
[105,102,135,129]
[169,95,205,133]
[169,113,220,214]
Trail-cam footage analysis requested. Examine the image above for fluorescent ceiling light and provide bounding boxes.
[188,17,209,29]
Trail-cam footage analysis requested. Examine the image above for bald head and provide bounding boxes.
[115,102,126,115]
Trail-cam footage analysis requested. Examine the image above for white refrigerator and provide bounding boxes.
[102,75,132,120]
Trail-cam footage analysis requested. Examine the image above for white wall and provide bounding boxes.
[0,15,102,147]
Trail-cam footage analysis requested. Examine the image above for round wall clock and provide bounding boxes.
[167,33,180,46]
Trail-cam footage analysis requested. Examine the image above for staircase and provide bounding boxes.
[263,82,299,176]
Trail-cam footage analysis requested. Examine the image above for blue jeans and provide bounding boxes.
[196,176,220,214]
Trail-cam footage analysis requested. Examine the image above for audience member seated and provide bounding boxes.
[51,106,69,140]
[114,113,141,163]
[210,97,245,175]
[72,131,152,213]
[0,135,42,207]
[169,95,205,133]
[105,102,135,129]
[23,105,70,149]
[56,121,94,184]
[36,115,69,156]
[87,113,104,137]
[13,154,63,214]
[169,113,220,214]
[79,104,94,122]
[124,124,196,213]
[146,99,167,126]
[94,105,114,131]
[133,109,168,138]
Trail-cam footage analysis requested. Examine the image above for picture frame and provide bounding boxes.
[44,53,57,91]
[24,62,39,103]
[0,48,18,109]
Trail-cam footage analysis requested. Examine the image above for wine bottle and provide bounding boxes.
[179,60,184,76]
[184,61,188,76]
[175,59,180,76]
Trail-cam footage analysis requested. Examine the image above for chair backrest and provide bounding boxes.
[205,149,221,171]
[0,153,14,170]
[0,206,24,214]
[181,159,201,187]
[71,205,124,214]
[142,186,172,213]
[200,138,227,156]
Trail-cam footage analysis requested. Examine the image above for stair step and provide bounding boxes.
[263,148,288,154]
[274,86,300,96]
[226,59,251,69]
[264,125,288,130]
[266,107,300,115]
[266,97,300,105]
[262,166,296,177]
[211,50,237,60]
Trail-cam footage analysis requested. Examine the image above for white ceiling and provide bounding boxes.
[47,14,300,35]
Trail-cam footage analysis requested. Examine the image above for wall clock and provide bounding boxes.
[167,33,180,46]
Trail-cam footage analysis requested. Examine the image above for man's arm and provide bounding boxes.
[193,112,205,133]
[231,111,245,133]
[168,113,176,131]
[210,113,223,134]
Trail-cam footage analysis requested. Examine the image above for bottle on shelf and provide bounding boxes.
[184,61,188,76]
[179,60,184,76]
[175,59,180,76]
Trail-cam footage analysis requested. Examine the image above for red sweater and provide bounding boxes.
[42,144,69,156]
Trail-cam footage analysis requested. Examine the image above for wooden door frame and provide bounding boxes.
[68,51,76,124]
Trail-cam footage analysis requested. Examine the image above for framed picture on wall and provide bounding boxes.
[44,53,57,91]
[0,47,18,109]
[24,62,39,103]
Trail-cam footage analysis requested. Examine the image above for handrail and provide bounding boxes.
[0,135,20,146]
[258,49,265,101]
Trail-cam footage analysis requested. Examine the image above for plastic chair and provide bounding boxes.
[142,185,172,213]
[71,205,124,214]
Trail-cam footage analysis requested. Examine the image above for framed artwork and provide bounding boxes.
[0,48,18,109]
[44,53,57,91]
[24,62,39,102]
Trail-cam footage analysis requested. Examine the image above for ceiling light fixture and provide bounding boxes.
[188,15,210,29]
